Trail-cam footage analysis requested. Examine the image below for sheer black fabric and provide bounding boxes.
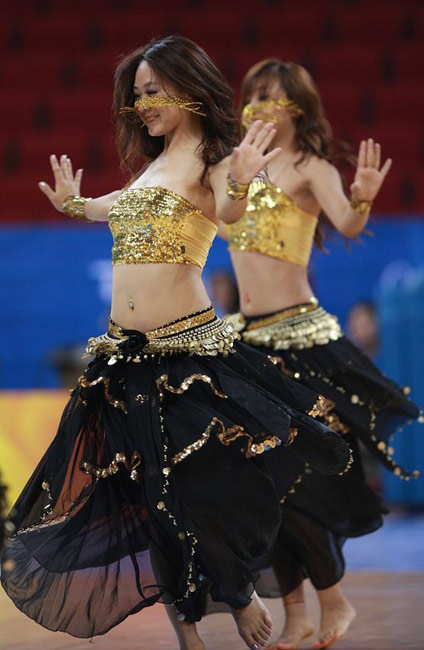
[1,324,350,638]
[242,313,419,596]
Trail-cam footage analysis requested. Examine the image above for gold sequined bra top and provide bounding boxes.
[227,180,318,267]
[108,187,218,269]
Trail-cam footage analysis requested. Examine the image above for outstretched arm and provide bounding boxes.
[39,154,123,222]
[210,120,281,225]
[308,139,392,238]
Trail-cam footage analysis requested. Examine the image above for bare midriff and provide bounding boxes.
[110,263,211,332]
[231,249,314,316]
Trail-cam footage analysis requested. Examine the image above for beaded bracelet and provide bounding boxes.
[226,174,250,201]
[350,195,373,217]
[62,195,93,222]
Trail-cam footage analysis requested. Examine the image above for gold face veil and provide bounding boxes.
[120,95,207,119]
[242,98,303,129]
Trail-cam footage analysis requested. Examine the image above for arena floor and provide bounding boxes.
[2,515,424,650]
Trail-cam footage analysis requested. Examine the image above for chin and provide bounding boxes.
[147,122,169,137]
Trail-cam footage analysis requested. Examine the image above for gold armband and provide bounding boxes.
[226,174,250,201]
[350,195,373,217]
[62,195,93,222]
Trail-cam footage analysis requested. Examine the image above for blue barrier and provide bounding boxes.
[1,219,423,504]
[377,268,424,506]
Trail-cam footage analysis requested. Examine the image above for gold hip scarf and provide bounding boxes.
[227,300,342,350]
[84,306,239,361]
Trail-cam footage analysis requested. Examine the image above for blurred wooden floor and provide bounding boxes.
[1,572,424,650]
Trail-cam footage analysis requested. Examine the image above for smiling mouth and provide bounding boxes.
[144,114,160,126]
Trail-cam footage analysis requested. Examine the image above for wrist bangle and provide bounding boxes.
[350,195,373,217]
[62,195,93,222]
[226,174,250,201]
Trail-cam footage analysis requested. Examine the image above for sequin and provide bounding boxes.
[171,416,282,464]
[80,451,142,482]
[227,180,318,267]
[85,308,239,359]
[120,95,206,117]
[241,302,342,351]
[78,374,127,413]
[156,373,227,401]
[108,187,217,269]
[242,98,303,129]
[308,394,335,419]
[172,418,221,464]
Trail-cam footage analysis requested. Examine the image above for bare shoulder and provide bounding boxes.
[304,155,338,182]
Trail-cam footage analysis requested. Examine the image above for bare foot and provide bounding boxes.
[313,597,356,649]
[267,601,314,649]
[231,591,273,648]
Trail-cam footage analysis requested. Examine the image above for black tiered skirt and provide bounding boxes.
[231,300,420,595]
[1,306,350,637]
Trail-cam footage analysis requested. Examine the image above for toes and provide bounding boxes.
[243,632,258,649]
[264,612,273,628]
[253,629,269,645]
[317,632,338,649]
[261,623,273,637]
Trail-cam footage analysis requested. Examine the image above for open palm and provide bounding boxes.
[350,139,392,201]
[39,154,83,212]
[230,120,281,185]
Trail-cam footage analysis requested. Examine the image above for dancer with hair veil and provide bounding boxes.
[219,59,421,650]
[0,38,351,650]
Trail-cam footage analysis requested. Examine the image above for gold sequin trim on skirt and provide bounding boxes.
[156,373,228,402]
[80,451,142,482]
[78,375,127,413]
[171,416,283,464]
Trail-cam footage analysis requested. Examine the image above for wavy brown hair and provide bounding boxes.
[241,59,355,246]
[113,35,239,187]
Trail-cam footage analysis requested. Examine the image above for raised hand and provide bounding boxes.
[350,139,392,201]
[230,120,281,184]
[39,154,83,212]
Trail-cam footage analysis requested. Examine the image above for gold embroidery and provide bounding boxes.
[268,355,296,379]
[227,179,318,267]
[325,411,351,435]
[288,427,298,443]
[171,417,283,464]
[246,299,318,330]
[80,451,142,482]
[120,95,206,117]
[84,311,239,359]
[338,447,354,475]
[78,374,127,413]
[280,470,305,504]
[156,373,228,401]
[242,98,303,128]
[108,187,216,269]
[172,417,221,464]
[241,303,342,350]
[218,424,282,458]
[148,306,215,339]
[308,394,335,419]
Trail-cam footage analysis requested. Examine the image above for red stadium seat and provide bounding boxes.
[313,46,381,84]
[1,0,423,219]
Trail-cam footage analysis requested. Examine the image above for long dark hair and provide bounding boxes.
[113,35,239,187]
[241,58,354,167]
[241,59,355,246]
